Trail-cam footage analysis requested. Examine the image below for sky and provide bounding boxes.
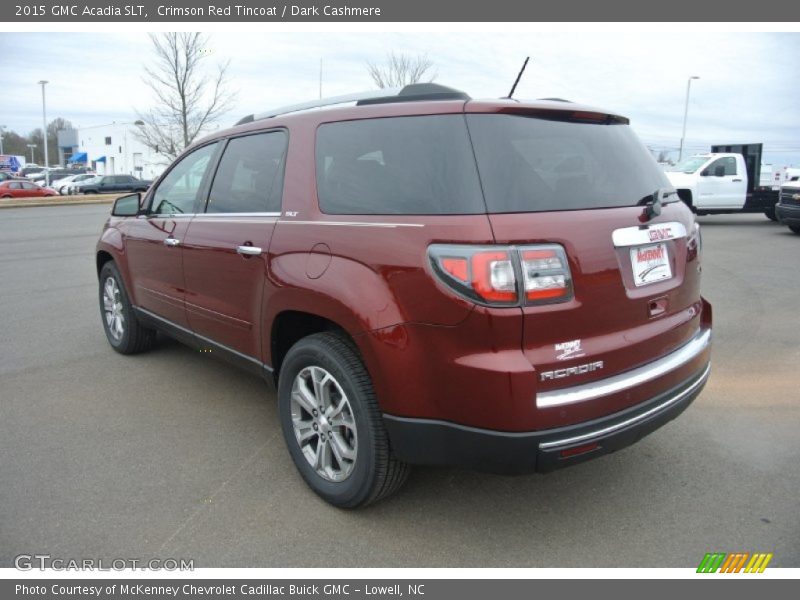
[1,31,799,166]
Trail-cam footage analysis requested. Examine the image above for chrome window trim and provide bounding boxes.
[279,220,425,228]
[539,363,710,450]
[612,221,688,247]
[536,328,711,408]
[195,212,282,218]
[141,212,282,219]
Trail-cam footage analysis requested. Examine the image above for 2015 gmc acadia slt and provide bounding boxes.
[96,84,712,507]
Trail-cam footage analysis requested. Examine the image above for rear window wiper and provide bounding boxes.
[636,188,678,206]
[637,188,678,222]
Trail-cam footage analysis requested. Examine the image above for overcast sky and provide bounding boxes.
[2,31,799,165]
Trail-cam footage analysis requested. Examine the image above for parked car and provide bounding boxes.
[31,167,86,185]
[96,84,712,507]
[19,165,44,178]
[0,172,27,182]
[0,180,57,198]
[776,179,800,234]
[52,173,97,195]
[74,174,151,195]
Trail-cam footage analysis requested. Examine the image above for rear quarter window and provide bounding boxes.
[315,115,485,215]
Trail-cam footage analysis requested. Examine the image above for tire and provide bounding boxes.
[98,261,156,354]
[764,207,778,221]
[277,332,410,508]
[789,225,800,235]
[84,190,96,195]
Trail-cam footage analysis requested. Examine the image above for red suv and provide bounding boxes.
[96,84,712,507]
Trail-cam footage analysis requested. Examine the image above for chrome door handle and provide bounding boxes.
[164,237,180,247]
[732,178,742,182]
[237,245,262,256]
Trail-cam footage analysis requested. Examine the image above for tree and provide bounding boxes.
[366,51,436,89]
[135,33,234,161]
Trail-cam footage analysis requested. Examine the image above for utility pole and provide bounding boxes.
[678,76,700,162]
[38,80,50,185]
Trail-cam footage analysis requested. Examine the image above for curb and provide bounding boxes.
[0,195,116,210]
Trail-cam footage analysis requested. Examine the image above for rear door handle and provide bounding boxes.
[237,245,262,256]
[732,178,742,182]
[164,237,180,247]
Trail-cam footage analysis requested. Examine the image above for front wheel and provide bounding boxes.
[789,225,800,235]
[277,332,409,508]
[98,261,156,354]
[764,207,778,221]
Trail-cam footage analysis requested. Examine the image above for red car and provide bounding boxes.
[0,179,58,198]
[96,84,712,507]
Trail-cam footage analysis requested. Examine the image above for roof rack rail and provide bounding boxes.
[538,97,573,103]
[234,84,470,126]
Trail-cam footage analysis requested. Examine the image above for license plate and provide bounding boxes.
[630,243,672,287]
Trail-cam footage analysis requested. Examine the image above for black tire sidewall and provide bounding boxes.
[278,336,379,508]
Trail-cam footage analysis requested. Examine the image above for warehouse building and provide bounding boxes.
[57,121,167,180]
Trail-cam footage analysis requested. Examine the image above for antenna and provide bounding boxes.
[507,56,530,99]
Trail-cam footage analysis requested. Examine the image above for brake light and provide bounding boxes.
[471,251,516,302]
[428,244,573,307]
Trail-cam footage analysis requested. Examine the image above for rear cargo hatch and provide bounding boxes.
[465,110,703,398]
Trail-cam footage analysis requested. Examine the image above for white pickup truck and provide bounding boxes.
[664,143,781,220]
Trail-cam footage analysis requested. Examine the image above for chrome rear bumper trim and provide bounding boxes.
[539,363,710,450]
[536,328,711,408]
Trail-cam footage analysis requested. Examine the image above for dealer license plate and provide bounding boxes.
[630,243,672,287]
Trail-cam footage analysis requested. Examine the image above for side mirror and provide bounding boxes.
[111,193,141,217]
[700,169,710,177]
[714,166,726,177]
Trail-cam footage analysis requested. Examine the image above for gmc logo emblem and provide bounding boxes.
[648,227,673,241]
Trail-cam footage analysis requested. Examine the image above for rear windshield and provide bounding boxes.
[315,113,670,215]
[315,115,485,215]
[466,114,671,213]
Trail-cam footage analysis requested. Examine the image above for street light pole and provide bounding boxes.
[678,76,700,162]
[38,80,49,186]
[27,144,37,163]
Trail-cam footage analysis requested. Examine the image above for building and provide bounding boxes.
[57,122,167,180]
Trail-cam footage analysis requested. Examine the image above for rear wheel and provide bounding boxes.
[277,332,409,508]
[764,207,778,221]
[98,261,156,354]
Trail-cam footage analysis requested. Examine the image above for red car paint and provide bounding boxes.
[97,91,712,476]
[0,180,57,198]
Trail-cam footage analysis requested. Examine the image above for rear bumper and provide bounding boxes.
[384,361,710,474]
[776,203,800,226]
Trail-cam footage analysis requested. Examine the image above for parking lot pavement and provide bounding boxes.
[1,206,798,568]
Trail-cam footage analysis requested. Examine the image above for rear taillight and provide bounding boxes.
[429,244,573,307]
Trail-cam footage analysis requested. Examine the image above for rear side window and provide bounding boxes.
[207,131,288,213]
[466,114,671,213]
[316,115,485,215]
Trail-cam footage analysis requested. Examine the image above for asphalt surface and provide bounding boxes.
[1,205,798,568]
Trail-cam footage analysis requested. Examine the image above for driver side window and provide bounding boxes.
[151,143,218,215]
[707,157,737,176]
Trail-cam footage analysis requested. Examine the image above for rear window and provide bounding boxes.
[466,114,671,213]
[316,115,485,215]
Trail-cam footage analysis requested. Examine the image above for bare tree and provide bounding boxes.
[135,33,234,160]
[367,51,437,89]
